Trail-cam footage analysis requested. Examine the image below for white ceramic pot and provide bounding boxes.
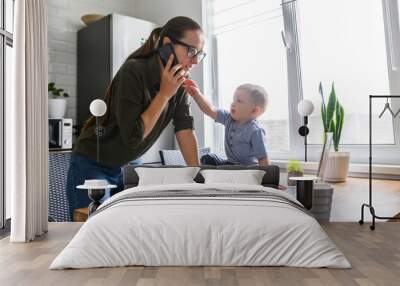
[48,98,67,118]
[324,151,350,182]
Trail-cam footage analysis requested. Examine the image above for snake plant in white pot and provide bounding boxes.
[48,82,69,118]
[320,82,349,182]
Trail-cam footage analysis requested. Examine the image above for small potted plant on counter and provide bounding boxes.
[48,82,69,118]
[287,160,304,186]
[320,81,349,182]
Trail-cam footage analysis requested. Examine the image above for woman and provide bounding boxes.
[67,16,206,219]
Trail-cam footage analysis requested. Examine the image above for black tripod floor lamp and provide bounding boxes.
[297,99,315,162]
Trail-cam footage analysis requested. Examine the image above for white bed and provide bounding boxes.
[50,183,350,269]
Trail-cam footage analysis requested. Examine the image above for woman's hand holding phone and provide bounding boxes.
[141,54,187,138]
[159,55,186,100]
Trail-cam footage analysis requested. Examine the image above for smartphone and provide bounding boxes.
[158,43,178,67]
[158,43,189,78]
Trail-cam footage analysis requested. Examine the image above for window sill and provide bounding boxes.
[272,160,400,180]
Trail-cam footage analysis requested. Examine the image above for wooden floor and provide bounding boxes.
[280,174,400,222]
[330,177,400,221]
[1,222,400,286]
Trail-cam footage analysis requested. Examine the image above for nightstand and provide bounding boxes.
[288,176,318,210]
[285,179,334,221]
[77,180,117,215]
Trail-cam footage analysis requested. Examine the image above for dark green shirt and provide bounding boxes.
[74,53,194,167]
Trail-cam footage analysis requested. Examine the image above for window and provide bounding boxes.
[211,0,290,151]
[5,0,13,33]
[1,0,14,230]
[298,0,394,145]
[209,0,400,164]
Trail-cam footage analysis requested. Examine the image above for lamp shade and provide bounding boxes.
[89,99,107,117]
[297,99,314,116]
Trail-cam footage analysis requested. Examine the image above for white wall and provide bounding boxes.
[47,0,136,125]
[133,0,207,148]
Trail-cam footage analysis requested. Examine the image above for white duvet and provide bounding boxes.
[50,183,350,269]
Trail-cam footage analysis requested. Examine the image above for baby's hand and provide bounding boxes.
[183,79,202,97]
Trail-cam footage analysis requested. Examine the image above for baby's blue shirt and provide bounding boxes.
[216,109,268,165]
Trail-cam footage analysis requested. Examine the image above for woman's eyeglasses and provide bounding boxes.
[170,38,206,63]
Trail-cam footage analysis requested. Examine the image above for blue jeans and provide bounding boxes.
[66,153,141,220]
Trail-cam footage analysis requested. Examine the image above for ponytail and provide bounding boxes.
[128,27,162,59]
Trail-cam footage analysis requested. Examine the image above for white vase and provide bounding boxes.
[324,151,350,182]
[48,98,67,118]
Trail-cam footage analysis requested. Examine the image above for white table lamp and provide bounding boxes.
[89,99,107,163]
[90,99,107,117]
[297,99,314,162]
[298,99,314,116]
[78,99,109,215]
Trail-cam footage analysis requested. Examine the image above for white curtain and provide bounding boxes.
[7,0,49,242]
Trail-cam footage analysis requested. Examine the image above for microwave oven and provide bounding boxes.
[49,118,73,150]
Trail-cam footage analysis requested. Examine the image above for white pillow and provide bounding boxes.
[135,167,200,186]
[200,169,265,185]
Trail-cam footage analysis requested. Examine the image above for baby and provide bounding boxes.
[183,80,269,166]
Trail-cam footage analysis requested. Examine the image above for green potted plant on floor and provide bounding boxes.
[320,81,349,182]
[48,82,69,118]
[287,160,304,186]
